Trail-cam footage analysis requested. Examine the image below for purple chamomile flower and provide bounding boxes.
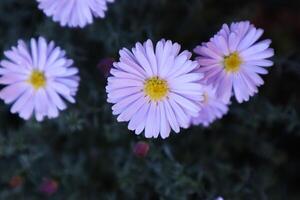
[0,37,79,121]
[106,39,204,139]
[37,0,114,28]
[191,84,228,127]
[194,21,274,103]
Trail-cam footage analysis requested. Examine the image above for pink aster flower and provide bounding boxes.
[191,84,228,127]
[106,39,204,139]
[194,21,274,103]
[37,0,114,28]
[0,37,79,121]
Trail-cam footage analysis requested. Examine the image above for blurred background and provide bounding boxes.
[0,0,299,199]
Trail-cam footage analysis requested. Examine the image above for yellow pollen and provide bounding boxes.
[28,70,46,90]
[224,52,242,73]
[144,76,169,101]
[202,92,209,104]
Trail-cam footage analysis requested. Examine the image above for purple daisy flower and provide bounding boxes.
[106,39,204,139]
[194,21,274,103]
[37,0,114,28]
[0,37,79,121]
[191,84,228,127]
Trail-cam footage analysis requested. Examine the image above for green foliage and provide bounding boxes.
[0,0,299,199]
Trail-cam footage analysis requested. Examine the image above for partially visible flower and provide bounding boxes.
[97,57,115,78]
[191,84,228,127]
[106,39,203,139]
[0,37,79,121]
[9,176,23,188]
[215,197,224,200]
[133,141,150,158]
[194,21,274,103]
[39,178,59,196]
[37,0,115,28]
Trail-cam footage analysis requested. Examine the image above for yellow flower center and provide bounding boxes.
[144,76,169,101]
[223,52,242,73]
[202,92,209,104]
[28,70,46,90]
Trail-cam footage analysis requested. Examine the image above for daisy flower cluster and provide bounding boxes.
[106,21,274,139]
[0,6,274,140]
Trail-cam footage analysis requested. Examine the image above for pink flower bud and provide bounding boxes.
[39,178,59,196]
[97,57,115,78]
[9,176,23,188]
[133,141,150,158]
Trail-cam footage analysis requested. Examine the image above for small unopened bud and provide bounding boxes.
[97,57,115,78]
[9,176,23,188]
[133,141,150,158]
[39,178,59,196]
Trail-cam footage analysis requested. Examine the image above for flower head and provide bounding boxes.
[106,39,203,139]
[191,84,228,127]
[0,37,79,121]
[37,0,114,28]
[194,21,274,103]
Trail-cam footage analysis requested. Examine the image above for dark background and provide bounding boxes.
[0,0,299,199]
